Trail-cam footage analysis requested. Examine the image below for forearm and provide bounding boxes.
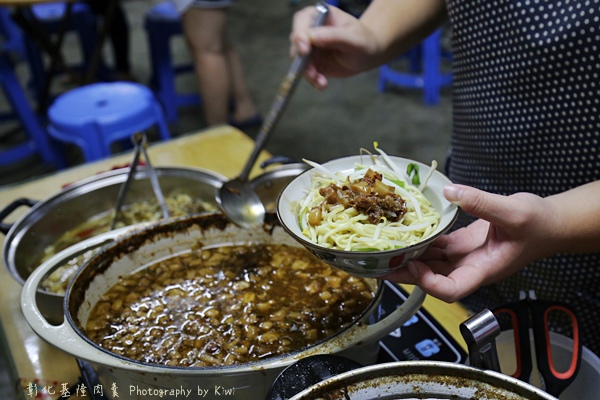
[547,180,600,254]
[359,0,448,67]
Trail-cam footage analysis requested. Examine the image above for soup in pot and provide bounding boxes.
[84,243,375,367]
[41,193,216,294]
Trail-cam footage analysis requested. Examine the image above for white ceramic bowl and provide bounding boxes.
[277,155,459,278]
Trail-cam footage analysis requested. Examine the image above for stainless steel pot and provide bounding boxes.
[250,162,310,210]
[275,358,558,399]
[22,213,426,400]
[1,166,225,323]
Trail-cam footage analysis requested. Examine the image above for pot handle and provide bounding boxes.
[0,198,38,235]
[20,238,134,369]
[354,285,426,342]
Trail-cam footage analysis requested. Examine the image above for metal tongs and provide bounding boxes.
[109,132,169,230]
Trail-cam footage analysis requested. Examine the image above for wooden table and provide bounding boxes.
[0,126,469,399]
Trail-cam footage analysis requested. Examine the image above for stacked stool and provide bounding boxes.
[47,82,171,162]
[0,7,64,169]
[144,1,201,123]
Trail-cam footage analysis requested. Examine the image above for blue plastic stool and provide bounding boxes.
[144,1,201,123]
[378,29,452,105]
[0,51,64,168]
[47,82,171,162]
[0,7,64,168]
[0,7,26,58]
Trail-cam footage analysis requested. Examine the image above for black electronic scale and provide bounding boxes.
[377,281,467,364]
[68,281,467,399]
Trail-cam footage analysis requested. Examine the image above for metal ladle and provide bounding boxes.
[216,2,330,229]
[110,132,169,230]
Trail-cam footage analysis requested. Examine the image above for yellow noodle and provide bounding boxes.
[300,164,440,251]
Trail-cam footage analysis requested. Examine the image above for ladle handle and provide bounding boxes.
[110,137,143,230]
[237,2,330,181]
[138,136,169,219]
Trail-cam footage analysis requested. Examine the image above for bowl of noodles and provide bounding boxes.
[276,145,459,278]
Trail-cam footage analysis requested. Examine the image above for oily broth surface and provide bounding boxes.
[85,243,375,367]
[40,194,216,294]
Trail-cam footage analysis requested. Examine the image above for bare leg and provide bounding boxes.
[182,8,230,126]
[226,42,259,122]
[181,7,258,126]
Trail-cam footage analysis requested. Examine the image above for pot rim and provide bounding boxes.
[22,213,426,374]
[288,360,559,400]
[3,166,226,285]
[250,163,311,186]
[64,214,384,371]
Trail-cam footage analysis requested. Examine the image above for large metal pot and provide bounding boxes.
[250,161,310,210]
[1,166,225,323]
[22,213,425,400]
[274,359,559,399]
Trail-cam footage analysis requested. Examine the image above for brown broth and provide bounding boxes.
[85,244,375,367]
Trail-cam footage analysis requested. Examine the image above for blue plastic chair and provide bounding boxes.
[0,6,26,57]
[47,82,172,162]
[144,1,201,123]
[378,29,452,105]
[0,7,64,169]
[20,2,101,103]
[324,1,450,104]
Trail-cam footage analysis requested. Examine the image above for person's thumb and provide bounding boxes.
[443,184,513,226]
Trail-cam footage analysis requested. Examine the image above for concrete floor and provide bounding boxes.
[0,0,452,188]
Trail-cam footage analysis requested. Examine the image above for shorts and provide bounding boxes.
[172,0,234,14]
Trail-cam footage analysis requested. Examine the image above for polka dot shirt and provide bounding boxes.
[445,0,600,355]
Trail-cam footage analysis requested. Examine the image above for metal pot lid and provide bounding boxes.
[250,162,310,184]
[250,163,310,211]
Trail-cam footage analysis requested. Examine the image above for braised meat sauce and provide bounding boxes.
[312,169,407,225]
[85,244,375,367]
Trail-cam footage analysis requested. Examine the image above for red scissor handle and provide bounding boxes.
[493,307,532,381]
[494,297,582,398]
[529,302,581,396]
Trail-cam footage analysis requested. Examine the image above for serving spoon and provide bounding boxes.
[216,2,330,228]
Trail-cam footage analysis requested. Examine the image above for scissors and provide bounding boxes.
[493,290,582,397]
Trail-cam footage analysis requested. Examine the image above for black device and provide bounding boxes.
[377,281,468,364]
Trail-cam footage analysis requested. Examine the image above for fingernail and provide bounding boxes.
[443,184,463,205]
[407,261,419,279]
[316,75,327,89]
